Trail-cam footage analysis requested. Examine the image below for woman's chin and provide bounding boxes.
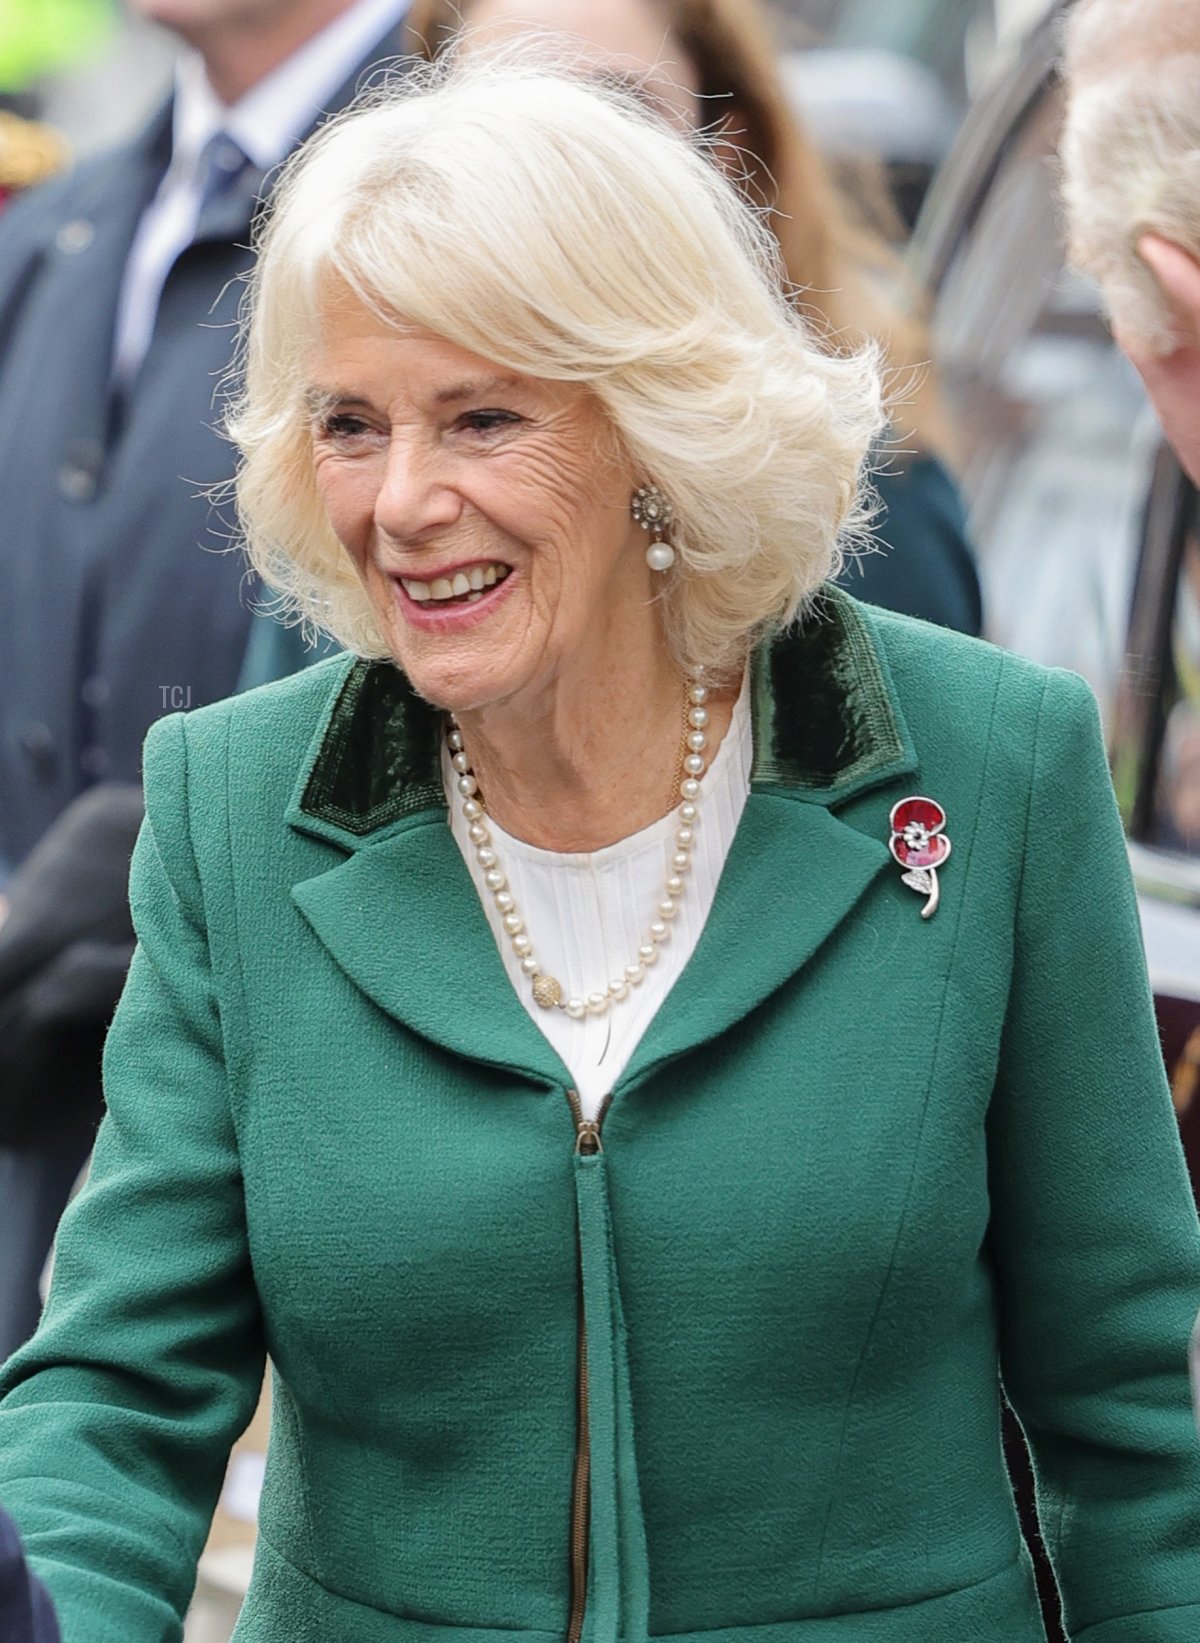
[389,651,521,718]
[373,574,534,712]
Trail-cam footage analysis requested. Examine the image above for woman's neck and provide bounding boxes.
[452,655,738,853]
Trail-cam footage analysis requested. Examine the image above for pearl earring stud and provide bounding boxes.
[632,484,677,573]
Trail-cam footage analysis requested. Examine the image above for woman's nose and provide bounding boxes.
[374,435,463,542]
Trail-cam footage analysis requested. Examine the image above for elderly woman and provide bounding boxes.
[1,57,1199,1643]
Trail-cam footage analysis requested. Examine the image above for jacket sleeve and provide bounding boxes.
[0,712,265,1643]
[988,666,1200,1641]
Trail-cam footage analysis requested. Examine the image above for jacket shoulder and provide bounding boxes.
[854,596,1110,861]
[856,597,1078,730]
[0,114,169,322]
[0,129,157,239]
[0,160,94,238]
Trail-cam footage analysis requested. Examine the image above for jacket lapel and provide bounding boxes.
[288,590,918,1081]
[620,601,918,1083]
[292,815,574,1087]
[617,793,891,1089]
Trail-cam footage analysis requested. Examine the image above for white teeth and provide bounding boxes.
[401,563,510,605]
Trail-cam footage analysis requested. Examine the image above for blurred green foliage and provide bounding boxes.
[0,0,115,93]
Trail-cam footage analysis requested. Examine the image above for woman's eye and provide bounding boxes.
[317,412,374,442]
[458,409,523,435]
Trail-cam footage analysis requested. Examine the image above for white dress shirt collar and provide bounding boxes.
[110,0,409,386]
[170,0,412,177]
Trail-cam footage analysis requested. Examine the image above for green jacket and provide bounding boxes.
[2,590,1199,1643]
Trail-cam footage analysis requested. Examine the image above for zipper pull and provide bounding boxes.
[565,1088,610,1155]
[574,1119,603,1155]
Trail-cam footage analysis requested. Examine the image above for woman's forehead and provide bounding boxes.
[309,304,503,378]
[304,304,593,416]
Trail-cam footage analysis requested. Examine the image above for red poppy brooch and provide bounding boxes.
[888,796,951,920]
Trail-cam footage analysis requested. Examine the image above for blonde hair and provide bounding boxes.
[229,52,884,675]
[1061,0,1200,354]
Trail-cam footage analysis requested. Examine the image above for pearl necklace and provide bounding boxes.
[448,682,712,1017]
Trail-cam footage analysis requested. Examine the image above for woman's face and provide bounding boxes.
[462,0,701,130]
[307,293,655,713]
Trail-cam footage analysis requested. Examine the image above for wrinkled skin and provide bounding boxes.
[308,302,656,720]
[305,293,731,850]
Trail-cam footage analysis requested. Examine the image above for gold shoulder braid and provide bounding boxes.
[0,111,70,195]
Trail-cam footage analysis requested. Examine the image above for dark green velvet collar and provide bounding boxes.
[293,587,915,845]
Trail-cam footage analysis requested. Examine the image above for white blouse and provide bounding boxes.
[445,674,752,1119]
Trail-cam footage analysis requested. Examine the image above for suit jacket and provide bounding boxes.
[1,590,1199,1643]
[0,22,414,875]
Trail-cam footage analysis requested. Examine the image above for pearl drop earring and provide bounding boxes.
[632,484,677,572]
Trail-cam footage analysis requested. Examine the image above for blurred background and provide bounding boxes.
[4,1,1035,170]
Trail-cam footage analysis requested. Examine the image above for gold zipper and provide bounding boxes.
[565,1087,613,1643]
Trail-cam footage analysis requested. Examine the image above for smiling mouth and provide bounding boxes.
[400,562,512,607]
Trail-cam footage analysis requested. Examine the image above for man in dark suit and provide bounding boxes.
[0,1506,57,1643]
[0,0,414,1359]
